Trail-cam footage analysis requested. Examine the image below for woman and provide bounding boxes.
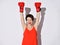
[18,2,41,45]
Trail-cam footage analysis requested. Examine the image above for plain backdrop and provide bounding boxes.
[0,0,60,45]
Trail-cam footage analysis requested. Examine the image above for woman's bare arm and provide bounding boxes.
[20,12,26,31]
[34,12,40,30]
[34,2,41,30]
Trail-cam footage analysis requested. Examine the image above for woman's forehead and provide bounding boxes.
[27,17,32,19]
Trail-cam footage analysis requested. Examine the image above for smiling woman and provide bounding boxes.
[25,14,34,25]
[18,2,41,45]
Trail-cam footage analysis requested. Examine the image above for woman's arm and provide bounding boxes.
[34,12,40,29]
[18,2,26,31]
[20,12,26,30]
[34,2,41,30]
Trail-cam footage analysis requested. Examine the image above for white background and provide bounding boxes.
[0,0,60,45]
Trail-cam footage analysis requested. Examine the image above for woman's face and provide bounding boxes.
[26,17,33,25]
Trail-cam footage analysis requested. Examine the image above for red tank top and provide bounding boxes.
[22,26,38,45]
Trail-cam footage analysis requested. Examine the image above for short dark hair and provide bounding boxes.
[25,14,34,21]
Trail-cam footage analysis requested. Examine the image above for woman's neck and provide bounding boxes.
[27,24,33,28]
[27,24,33,30]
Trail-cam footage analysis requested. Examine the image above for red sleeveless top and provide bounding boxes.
[22,26,38,45]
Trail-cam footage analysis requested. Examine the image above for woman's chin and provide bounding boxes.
[28,23,32,25]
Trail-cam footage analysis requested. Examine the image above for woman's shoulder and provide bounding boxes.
[33,25,37,31]
[23,25,26,31]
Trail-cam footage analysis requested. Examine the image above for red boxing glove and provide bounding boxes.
[18,2,25,13]
[35,2,41,12]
